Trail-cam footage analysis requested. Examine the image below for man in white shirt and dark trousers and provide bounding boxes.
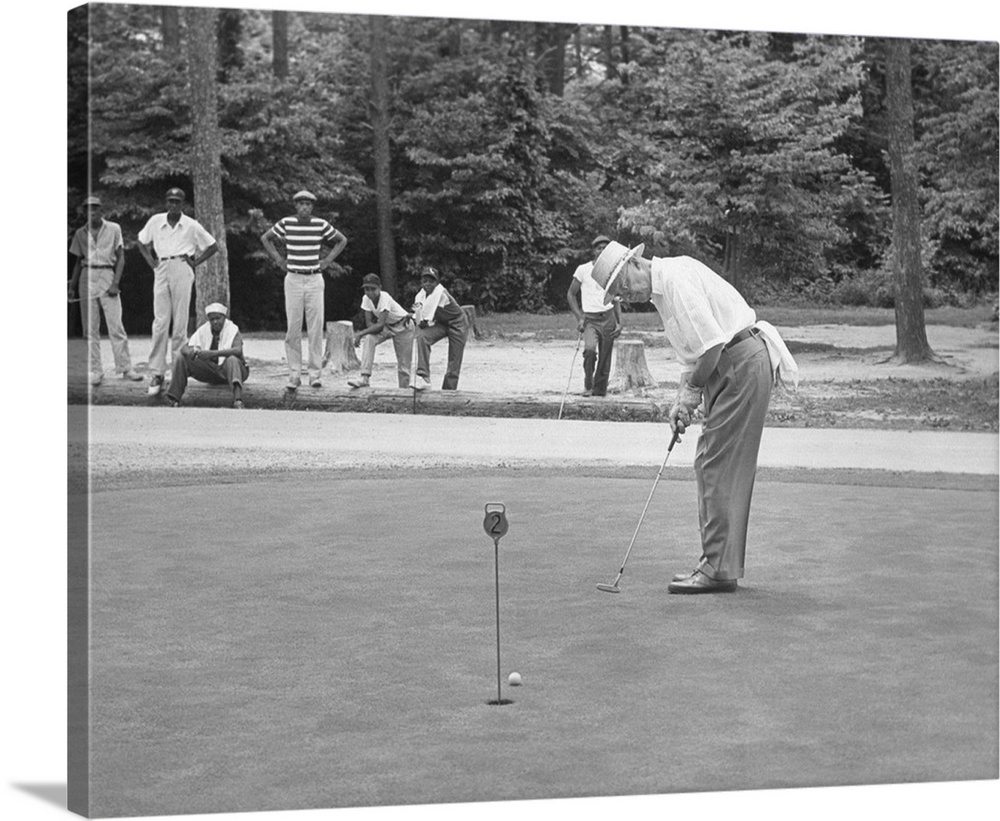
[165,302,249,409]
[593,241,798,594]
[566,234,623,396]
[410,267,468,391]
[347,273,415,389]
[137,187,219,396]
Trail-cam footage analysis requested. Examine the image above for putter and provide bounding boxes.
[557,333,584,420]
[597,429,681,593]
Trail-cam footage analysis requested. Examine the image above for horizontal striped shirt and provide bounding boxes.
[272,216,338,273]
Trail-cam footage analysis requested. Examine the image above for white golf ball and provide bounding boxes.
[508,671,522,686]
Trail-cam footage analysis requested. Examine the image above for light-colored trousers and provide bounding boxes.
[359,320,414,388]
[694,333,772,581]
[148,258,194,377]
[79,268,134,375]
[284,272,325,383]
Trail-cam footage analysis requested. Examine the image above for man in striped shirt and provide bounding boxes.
[261,190,348,390]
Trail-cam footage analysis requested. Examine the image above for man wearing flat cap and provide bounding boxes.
[260,189,348,391]
[68,196,143,385]
[593,242,798,594]
[410,266,468,390]
[566,234,623,396]
[137,187,219,396]
[165,302,249,409]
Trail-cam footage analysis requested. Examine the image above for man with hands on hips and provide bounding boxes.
[137,187,219,397]
[592,241,797,594]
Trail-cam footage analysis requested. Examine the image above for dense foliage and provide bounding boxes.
[68,6,998,328]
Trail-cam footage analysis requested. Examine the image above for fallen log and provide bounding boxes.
[67,377,670,422]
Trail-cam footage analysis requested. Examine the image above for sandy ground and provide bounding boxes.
[79,322,999,397]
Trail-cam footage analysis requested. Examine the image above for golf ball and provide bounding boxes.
[508,672,522,686]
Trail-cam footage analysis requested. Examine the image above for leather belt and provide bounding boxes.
[83,264,113,268]
[724,327,760,350]
[158,255,188,261]
[289,268,321,275]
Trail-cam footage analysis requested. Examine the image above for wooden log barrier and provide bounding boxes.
[608,339,657,394]
[324,320,361,373]
[67,376,670,422]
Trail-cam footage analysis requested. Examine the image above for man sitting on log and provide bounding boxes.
[347,274,415,389]
[165,302,249,410]
[410,267,469,391]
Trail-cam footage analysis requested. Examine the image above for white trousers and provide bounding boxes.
[284,272,325,383]
[148,258,194,377]
[79,268,134,375]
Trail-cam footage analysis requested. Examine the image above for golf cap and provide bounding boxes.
[165,187,186,201]
[591,241,645,299]
[591,235,613,247]
[83,196,102,207]
[293,190,317,202]
[205,302,228,316]
[362,273,381,287]
[420,266,439,281]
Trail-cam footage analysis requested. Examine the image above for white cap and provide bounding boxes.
[205,302,228,316]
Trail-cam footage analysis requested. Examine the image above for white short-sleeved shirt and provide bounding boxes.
[137,212,216,258]
[69,220,123,267]
[649,255,757,370]
[361,291,409,324]
[573,261,613,314]
[412,283,455,326]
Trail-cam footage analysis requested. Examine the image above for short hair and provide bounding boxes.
[362,274,381,288]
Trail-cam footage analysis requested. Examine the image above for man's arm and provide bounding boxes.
[195,333,244,362]
[186,242,218,270]
[137,241,158,271]
[668,343,724,433]
[106,245,125,297]
[68,255,82,300]
[320,229,348,272]
[260,228,288,272]
[566,278,584,332]
[354,310,388,343]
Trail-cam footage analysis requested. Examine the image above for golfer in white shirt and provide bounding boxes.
[593,242,797,594]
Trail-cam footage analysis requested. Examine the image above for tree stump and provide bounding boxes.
[324,320,360,373]
[461,304,481,341]
[608,339,656,394]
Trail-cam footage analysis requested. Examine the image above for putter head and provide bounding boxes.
[596,583,620,594]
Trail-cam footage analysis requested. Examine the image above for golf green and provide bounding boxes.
[82,471,998,817]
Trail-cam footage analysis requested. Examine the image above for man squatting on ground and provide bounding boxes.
[68,196,143,386]
[566,234,623,396]
[137,187,219,397]
[410,266,469,391]
[260,189,348,392]
[348,274,415,389]
[593,242,798,594]
[166,302,249,410]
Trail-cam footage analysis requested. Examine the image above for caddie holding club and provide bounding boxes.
[592,241,798,594]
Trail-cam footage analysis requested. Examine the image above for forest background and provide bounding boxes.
[67,2,998,339]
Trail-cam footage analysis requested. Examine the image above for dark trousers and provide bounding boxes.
[415,313,468,390]
[167,354,249,402]
[694,334,772,581]
[582,310,616,396]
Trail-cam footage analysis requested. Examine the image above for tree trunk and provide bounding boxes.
[603,25,617,80]
[324,321,361,373]
[369,16,398,296]
[461,305,481,341]
[608,340,656,394]
[160,6,180,51]
[272,10,288,79]
[619,25,630,85]
[884,37,934,363]
[184,7,230,317]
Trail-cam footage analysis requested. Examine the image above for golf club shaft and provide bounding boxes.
[557,333,584,420]
[611,429,681,577]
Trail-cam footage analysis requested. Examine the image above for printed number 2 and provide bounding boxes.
[484,504,508,540]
